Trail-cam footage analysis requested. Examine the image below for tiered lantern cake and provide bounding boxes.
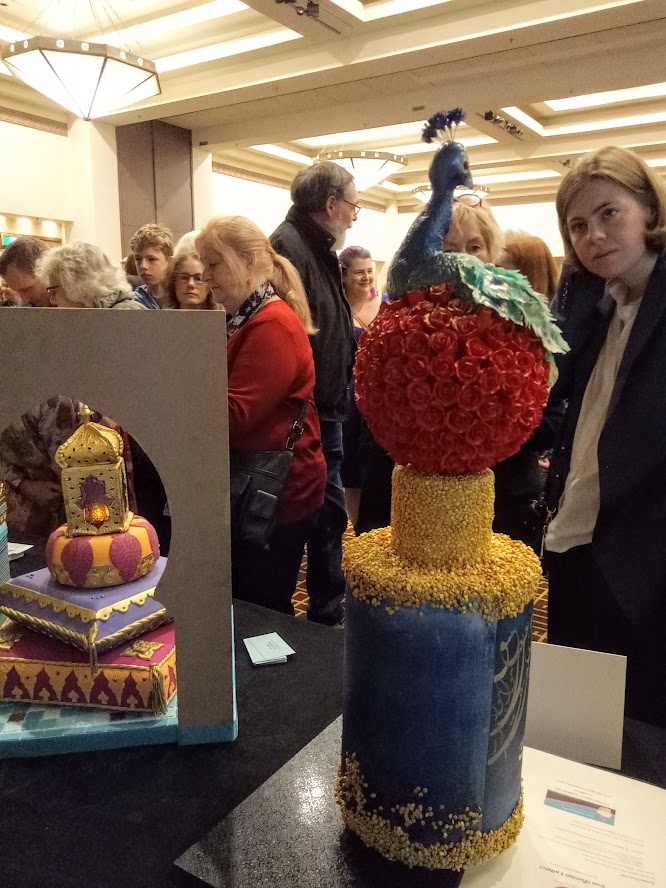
[0,408,175,715]
[335,110,568,870]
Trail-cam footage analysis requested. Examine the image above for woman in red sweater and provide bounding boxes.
[197,217,326,614]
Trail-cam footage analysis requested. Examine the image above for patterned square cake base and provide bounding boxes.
[0,620,176,714]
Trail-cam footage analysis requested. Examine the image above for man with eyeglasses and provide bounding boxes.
[0,236,50,307]
[271,161,359,627]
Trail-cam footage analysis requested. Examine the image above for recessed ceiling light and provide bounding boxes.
[251,144,313,166]
[472,170,560,186]
[0,25,31,42]
[87,1,247,48]
[328,0,453,23]
[298,120,467,148]
[156,30,300,73]
[398,136,495,155]
[503,105,666,137]
[545,82,666,111]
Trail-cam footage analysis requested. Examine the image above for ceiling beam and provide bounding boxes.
[242,0,355,37]
[186,15,666,148]
[103,0,664,126]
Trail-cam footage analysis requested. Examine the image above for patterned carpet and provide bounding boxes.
[293,524,549,643]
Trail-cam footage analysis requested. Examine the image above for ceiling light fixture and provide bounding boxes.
[1,3,160,120]
[545,82,666,112]
[413,185,490,204]
[502,105,666,138]
[275,0,340,32]
[482,111,523,139]
[321,150,407,191]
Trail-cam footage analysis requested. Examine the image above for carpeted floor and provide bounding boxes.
[293,524,549,642]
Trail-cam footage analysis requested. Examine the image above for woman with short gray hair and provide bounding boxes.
[37,242,145,309]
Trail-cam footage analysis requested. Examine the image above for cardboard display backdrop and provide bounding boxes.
[0,308,235,737]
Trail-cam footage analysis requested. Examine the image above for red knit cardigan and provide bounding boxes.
[226,300,326,524]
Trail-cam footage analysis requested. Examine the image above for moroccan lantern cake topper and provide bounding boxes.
[55,404,131,537]
[355,108,569,476]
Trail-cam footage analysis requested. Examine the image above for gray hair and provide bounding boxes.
[291,161,354,213]
[174,230,200,257]
[37,242,133,307]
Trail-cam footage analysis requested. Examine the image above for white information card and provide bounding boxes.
[463,746,664,887]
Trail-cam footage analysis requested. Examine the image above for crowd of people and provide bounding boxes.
[1,145,665,725]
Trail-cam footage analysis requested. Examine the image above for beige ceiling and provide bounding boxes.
[2,0,666,209]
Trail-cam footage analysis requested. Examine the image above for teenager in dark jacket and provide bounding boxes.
[544,146,666,726]
[271,162,358,625]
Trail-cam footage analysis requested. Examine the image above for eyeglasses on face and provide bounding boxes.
[341,198,362,215]
[454,193,483,208]
[175,273,205,284]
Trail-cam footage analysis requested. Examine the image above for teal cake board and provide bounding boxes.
[0,696,179,758]
[0,695,239,759]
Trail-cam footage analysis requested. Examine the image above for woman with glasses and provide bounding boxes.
[162,252,215,310]
[40,242,146,310]
[197,216,327,615]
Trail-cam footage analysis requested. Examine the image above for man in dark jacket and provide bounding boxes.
[271,162,358,625]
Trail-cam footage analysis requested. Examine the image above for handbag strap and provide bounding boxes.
[285,399,310,451]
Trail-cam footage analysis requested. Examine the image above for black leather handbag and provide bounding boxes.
[229,400,309,550]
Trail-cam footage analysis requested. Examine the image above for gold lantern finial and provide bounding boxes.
[55,406,132,537]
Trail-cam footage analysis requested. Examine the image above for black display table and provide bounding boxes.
[0,541,663,888]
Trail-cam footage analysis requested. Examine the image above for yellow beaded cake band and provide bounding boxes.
[336,755,524,870]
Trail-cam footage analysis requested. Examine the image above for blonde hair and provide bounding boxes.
[130,223,174,260]
[447,202,503,262]
[556,146,666,255]
[196,216,317,334]
[37,242,133,307]
[162,252,216,310]
[501,235,560,303]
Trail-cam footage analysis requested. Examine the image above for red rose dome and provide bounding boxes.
[354,284,550,475]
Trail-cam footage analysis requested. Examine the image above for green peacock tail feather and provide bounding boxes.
[452,255,569,385]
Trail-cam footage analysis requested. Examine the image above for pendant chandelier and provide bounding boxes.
[322,149,406,192]
[1,11,160,121]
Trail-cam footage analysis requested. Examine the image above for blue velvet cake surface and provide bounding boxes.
[342,594,532,830]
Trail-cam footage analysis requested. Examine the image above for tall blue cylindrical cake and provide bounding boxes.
[337,467,539,870]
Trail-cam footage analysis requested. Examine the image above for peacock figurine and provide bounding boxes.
[387,108,568,380]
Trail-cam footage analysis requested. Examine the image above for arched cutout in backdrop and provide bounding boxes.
[0,308,235,742]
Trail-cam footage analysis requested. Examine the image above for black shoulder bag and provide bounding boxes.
[229,400,310,550]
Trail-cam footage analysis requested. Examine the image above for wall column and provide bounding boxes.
[192,146,213,230]
[68,119,122,259]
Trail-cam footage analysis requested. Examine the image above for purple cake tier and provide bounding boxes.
[0,558,169,665]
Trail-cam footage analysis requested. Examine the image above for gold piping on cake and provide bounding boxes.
[0,581,158,623]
